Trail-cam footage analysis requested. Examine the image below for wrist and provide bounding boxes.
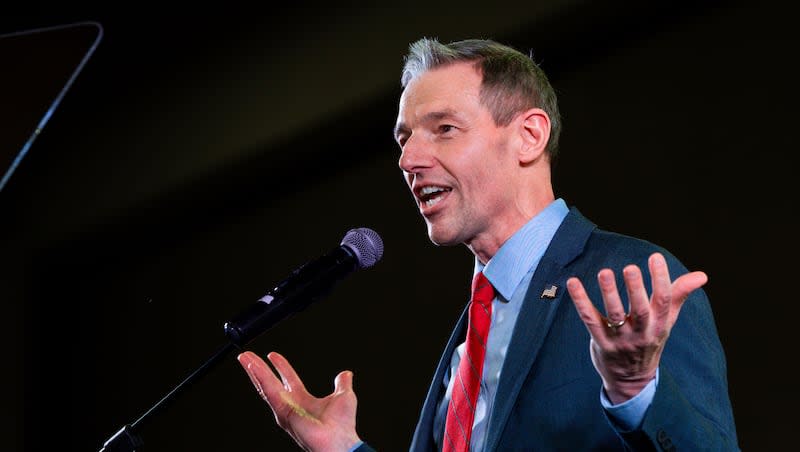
[603,372,656,405]
[346,438,364,452]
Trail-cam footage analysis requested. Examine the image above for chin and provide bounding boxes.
[426,224,461,247]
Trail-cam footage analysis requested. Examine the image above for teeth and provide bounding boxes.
[421,186,446,195]
[426,196,443,207]
[419,185,449,209]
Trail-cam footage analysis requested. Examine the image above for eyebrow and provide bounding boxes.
[394,109,461,140]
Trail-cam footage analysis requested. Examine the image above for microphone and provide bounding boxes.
[224,227,383,347]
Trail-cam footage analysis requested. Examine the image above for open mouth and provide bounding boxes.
[419,185,452,208]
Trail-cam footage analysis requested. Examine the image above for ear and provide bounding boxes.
[517,108,551,165]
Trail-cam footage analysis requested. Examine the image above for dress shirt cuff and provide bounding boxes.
[600,368,659,431]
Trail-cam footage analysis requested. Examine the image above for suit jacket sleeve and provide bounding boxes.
[615,276,739,451]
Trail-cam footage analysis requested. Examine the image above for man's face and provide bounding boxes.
[394,62,522,250]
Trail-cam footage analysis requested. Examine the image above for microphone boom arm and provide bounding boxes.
[98,227,383,451]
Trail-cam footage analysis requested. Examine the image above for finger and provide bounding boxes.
[648,253,673,321]
[622,264,650,327]
[567,277,606,338]
[597,269,626,324]
[237,351,284,403]
[267,351,309,394]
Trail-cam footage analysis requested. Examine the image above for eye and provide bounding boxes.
[438,124,455,134]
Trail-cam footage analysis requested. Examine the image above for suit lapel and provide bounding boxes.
[483,208,595,451]
[410,303,469,451]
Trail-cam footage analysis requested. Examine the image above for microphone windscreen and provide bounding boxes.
[341,228,383,269]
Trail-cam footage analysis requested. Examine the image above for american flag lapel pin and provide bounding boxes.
[540,284,558,299]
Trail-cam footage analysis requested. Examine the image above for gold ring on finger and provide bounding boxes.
[604,314,629,329]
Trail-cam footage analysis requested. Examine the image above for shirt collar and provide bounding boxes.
[475,198,569,300]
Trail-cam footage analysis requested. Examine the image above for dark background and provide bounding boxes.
[1,1,795,450]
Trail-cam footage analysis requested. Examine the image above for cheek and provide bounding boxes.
[466,167,501,204]
[475,162,514,206]
[452,136,509,193]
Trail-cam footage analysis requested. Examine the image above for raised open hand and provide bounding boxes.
[238,351,362,452]
[566,252,708,404]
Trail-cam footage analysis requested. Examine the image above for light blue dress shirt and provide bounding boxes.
[433,198,657,451]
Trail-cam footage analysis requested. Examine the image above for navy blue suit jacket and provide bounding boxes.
[363,208,739,451]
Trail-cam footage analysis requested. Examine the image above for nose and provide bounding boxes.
[398,134,431,174]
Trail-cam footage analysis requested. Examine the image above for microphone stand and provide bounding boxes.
[99,341,239,451]
[99,228,382,451]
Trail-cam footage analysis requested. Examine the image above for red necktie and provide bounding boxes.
[443,271,494,452]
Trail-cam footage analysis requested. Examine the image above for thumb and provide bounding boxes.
[334,370,354,395]
[673,270,708,304]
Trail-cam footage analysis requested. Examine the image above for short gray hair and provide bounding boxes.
[402,37,562,159]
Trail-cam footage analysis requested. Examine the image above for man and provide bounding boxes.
[237,38,739,451]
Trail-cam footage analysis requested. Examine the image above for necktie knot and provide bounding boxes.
[471,271,494,309]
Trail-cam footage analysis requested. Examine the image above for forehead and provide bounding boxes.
[397,62,484,123]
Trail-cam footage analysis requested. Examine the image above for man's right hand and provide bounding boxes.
[237,351,362,452]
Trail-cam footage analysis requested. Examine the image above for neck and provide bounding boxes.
[466,192,556,265]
